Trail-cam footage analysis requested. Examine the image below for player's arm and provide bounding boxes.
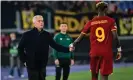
[71,21,91,47]
[72,33,85,46]
[111,23,122,60]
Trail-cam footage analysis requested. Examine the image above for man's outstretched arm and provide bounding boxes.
[49,33,70,53]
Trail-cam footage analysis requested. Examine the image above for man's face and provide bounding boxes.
[34,17,44,29]
[59,24,68,32]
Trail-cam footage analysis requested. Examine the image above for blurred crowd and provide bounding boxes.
[1,33,19,55]
[1,33,10,54]
[2,1,133,14]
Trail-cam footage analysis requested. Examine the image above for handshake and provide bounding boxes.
[69,43,75,52]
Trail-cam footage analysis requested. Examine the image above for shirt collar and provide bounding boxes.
[33,27,44,33]
[60,32,67,36]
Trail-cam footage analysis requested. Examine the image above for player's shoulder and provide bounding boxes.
[55,33,60,36]
[92,16,115,21]
[105,16,115,22]
[66,34,72,38]
[91,16,98,21]
[54,33,60,38]
[86,20,92,25]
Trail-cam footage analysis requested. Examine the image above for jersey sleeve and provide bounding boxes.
[111,19,117,31]
[81,21,91,34]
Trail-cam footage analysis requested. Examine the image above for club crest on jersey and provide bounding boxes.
[60,38,63,40]
[67,38,70,40]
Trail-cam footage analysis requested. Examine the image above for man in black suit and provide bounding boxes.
[18,15,74,80]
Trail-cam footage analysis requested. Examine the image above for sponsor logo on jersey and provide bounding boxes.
[60,38,62,40]
[67,38,70,40]
[91,20,108,25]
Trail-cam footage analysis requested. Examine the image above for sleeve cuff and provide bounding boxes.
[81,32,86,34]
[111,29,117,31]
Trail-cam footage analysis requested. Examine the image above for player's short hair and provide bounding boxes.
[32,15,43,23]
[96,2,108,11]
[60,22,68,28]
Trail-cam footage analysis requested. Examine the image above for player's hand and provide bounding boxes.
[116,51,122,60]
[69,43,75,52]
[55,59,59,65]
[71,59,74,66]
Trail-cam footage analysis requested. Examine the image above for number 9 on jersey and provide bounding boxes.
[95,27,105,42]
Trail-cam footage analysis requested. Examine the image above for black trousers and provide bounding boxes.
[55,58,70,80]
[27,68,46,80]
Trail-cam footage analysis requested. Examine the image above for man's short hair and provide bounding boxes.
[32,15,43,23]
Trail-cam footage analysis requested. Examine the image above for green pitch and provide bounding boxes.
[46,66,133,80]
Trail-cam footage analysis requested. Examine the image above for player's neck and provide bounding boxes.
[98,12,106,17]
[60,31,66,34]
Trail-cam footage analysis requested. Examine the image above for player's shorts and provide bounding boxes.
[90,56,113,75]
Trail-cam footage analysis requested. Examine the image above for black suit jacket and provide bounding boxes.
[18,28,69,69]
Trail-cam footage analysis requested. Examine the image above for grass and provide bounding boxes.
[46,67,133,80]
